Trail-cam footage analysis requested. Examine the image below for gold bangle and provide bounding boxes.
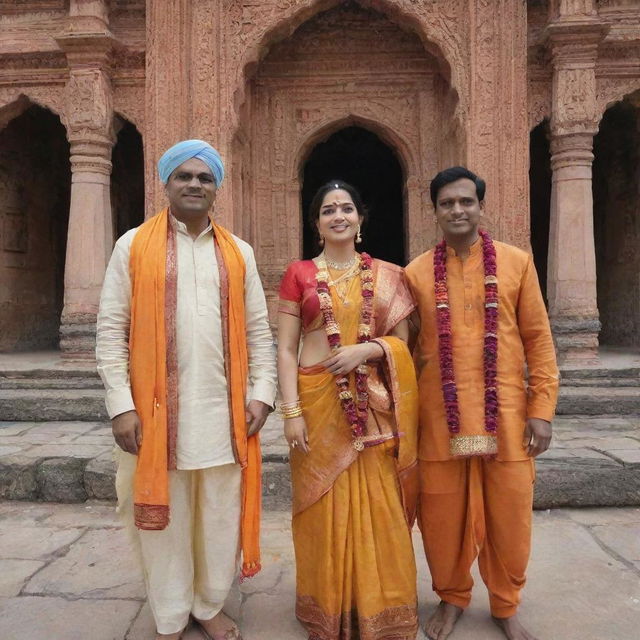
[281,409,303,419]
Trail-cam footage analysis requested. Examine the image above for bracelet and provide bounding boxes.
[280,400,303,419]
[282,408,303,419]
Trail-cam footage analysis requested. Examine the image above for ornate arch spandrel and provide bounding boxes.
[596,77,640,127]
[225,0,468,135]
[0,89,67,134]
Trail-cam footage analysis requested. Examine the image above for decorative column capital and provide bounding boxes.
[545,18,609,65]
[545,13,609,137]
[549,132,594,170]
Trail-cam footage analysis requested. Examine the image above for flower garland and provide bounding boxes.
[434,229,499,437]
[316,252,374,450]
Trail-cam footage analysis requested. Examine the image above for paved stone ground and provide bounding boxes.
[1,502,639,640]
[2,413,640,507]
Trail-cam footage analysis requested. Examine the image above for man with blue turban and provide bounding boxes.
[97,140,277,639]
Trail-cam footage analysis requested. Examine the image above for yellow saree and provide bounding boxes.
[290,261,419,640]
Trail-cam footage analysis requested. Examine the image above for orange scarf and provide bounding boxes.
[128,208,262,578]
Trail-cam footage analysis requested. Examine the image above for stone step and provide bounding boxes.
[0,389,108,422]
[2,441,639,510]
[559,366,639,381]
[559,377,639,388]
[0,377,104,390]
[556,386,640,415]
[0,367,101,391]
[1,414,639,509]
[1,385,638,422]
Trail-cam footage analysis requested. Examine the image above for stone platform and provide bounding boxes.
[0,349,638,509]
[1,502,639,640]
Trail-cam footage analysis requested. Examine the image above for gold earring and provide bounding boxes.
[355,225,362,244]
[319,234,324,246]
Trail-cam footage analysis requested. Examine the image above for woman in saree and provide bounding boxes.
[277,180,420,640]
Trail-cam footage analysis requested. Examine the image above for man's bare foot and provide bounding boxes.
[425,601,464,640]
[492,614,539,640]
[155,632,182,640]
[194,611,242,640]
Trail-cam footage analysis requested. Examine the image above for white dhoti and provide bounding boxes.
[116,451,242,634]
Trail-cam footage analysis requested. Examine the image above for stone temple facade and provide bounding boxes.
[1,0,640,364]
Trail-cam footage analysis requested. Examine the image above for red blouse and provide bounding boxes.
[278,260,323,331]
[278,258,416,336]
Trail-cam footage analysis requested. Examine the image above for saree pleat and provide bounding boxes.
[290,266,418,640]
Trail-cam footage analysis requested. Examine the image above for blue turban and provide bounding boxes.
[157,139,225,186]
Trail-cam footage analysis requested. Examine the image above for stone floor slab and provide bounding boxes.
[23,443,109,458]
[0,559,45,596]
[605,449,640,465]
[0,595,140,640]
[559,506,640,526]
[42,501,120,528]
[0,524,84,560]
[0,445,24,456]
[589,522,640,570]
[0,422,35,436]
[24,528,145,600]
[27,421,103,435]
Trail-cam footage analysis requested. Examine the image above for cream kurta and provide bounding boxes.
[96,218,277,469]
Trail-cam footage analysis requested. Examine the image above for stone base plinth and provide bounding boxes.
[59,313,97,360]
[551,315,601,367]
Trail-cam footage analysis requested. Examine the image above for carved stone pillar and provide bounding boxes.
[545,8,608,365]
[144,0,191,217]
[56,1,116,358]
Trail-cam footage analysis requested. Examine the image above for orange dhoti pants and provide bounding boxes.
[418,457,535,618]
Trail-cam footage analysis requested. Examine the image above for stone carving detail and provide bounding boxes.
[529,79,553,128]
[65,71,112,136]
[114,85,145,131]
[224,0,470,132]
[596,76,640,118]
[553,68,598,133]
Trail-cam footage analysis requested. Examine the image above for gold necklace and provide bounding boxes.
[321,251,357,270]
[327,259,361,305]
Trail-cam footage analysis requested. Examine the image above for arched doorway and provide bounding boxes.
[111,116,144,239]
[0,102,70,351]
[529,119,552,303]
[593,98,640,347]
[301,126,405,264]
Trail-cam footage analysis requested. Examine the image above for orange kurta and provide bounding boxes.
[405,237,559,617]
[405,239,559,461]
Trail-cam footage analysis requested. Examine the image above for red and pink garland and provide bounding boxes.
[434,229,499,437]
[316,253,374,449]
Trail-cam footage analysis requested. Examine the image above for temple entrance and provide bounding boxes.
[111,116,144,239]
[593,97,640,347]
[529,120,552,303]
[0,102,70,351]
[235,0,451,317]
[301,126,405,264]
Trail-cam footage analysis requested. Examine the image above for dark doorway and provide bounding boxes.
[111,117,144,239]
[529,120,552,304]
[0,103,70,351]
[593,99,640,347]
[301,126,405,265]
